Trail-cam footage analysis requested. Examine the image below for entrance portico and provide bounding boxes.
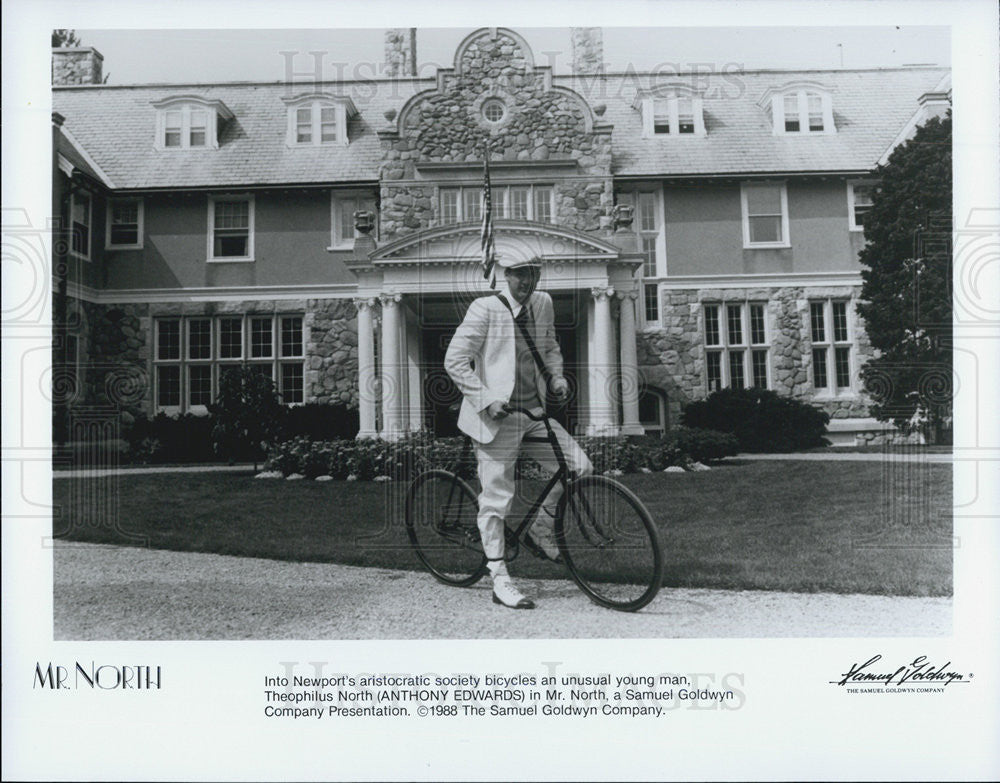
[349,221,644,438]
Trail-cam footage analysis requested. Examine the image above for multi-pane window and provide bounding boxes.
[645,95,704,136]
[508,187,528,219]
[776,90,833,134]
[331,192,377,248]
[704,303,769,391]
[251,317,273,358]
[810,300,853,392]
[532,187,553,223]
[439,189,460,224]
[106,199,143,249]
[219,317,243,359]
[438,185,555,225]
[463,189,482,222]
[70,191,92,260]
[287,100,346,146]
[848,181,875,232]
[616,188,663,326]
[209,197,253,260]
[296,108,312,143]
[154,315,305,412]
[782,94,800,132]
[741,183,789,247]
[161,105,210,148]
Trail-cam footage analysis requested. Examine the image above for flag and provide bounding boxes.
[480,141,496,289]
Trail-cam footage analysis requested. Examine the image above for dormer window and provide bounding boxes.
[282,94,358,147]
[763,83,835,135]
[637,88,706,138]
[152,96,233,150]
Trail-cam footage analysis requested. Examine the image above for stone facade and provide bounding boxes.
[52,47,103,86]
[384,28,417,78]
[305,298,359,406]
[68,296,359,415]
[639,285,875,426]
[379,28,613,240]
[77,299,151,418]
[570,28,604,75]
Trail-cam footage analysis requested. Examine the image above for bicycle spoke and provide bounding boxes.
[557,476,663,611]
[406,470,487,587]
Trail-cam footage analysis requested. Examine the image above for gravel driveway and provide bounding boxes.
[53,543,951,639]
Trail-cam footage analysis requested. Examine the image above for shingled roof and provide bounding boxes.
[52,66,947,190]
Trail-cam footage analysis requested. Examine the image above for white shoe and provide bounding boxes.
[492,575,535,609]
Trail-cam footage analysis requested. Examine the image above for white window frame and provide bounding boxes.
[437,184,555,225]
[69,190,92,261]
[741,182,790,249]
[153,314,306,414]
[105,197,144,250]
[616,186,666,329]
[283,95,356,148]
[847,180,875,233]
[329,191,378,249]
[207,195,255,263]
[703,302,771,392]
[809,299,855,397]
[153,102,220,150]
[772,89,835,136]
[640,94,706,138]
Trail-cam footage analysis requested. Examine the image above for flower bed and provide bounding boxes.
[264,428,738,479]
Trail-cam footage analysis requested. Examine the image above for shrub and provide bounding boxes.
[123,412,216,464]
[681,387,830,452]
[264,426,738,479]
[284,402,360,441]
[670,426,740,462]
[209,365,285,467]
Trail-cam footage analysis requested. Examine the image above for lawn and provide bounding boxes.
[51,460,952,597]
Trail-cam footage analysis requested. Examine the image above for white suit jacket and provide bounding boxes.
[444,291,564,443]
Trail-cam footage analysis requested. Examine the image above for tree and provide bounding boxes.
[856,112,952,442]
[209,366,286,470]
[52,29,81,47]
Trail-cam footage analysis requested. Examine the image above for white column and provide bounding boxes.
[588,286,617,435]
[379,292,404,439]
[405,306,424,432]
[617,290,644,436]
[353,297,378,439]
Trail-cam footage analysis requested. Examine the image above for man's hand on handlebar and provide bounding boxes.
[487,400,510,420]
[550,376,569,401]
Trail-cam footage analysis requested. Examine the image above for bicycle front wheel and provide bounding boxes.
[556,475,663,611]
[405,469,488,587]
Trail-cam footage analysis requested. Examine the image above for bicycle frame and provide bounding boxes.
[450,406,578,560]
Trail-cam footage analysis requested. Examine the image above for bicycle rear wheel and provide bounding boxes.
[556,475,663,611]
[405,469,488,587]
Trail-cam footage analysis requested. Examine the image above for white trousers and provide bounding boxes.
[473,408,593,572]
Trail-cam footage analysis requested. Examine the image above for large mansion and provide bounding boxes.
[51,27,951,443]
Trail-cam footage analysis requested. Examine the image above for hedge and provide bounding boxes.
[264,427,738,479]
[119,402,360,464]
[681,387,830,452]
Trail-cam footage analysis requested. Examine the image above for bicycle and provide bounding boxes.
[405,406,664,612]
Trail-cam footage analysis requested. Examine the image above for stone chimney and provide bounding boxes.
[571,28,604,75]
[52,47,104,85]
[384,28,417,78]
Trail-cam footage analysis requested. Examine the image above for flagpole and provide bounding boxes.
[480,137,496,289]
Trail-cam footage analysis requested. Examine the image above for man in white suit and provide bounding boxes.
[445,256,593,609]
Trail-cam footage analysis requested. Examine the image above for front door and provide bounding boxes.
[418,294,578,437]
